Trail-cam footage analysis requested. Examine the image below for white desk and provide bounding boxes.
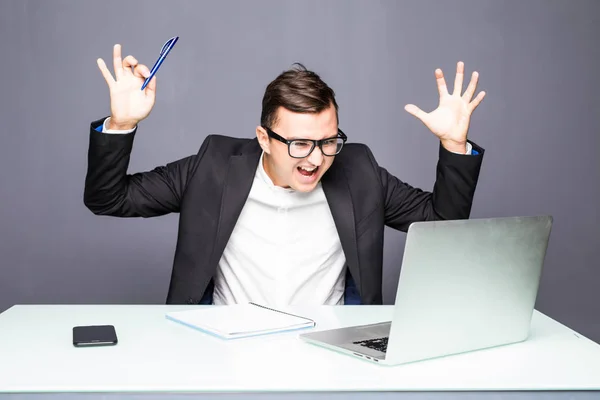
[0,305,599,399]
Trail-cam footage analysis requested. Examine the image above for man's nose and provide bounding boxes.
[307,145,324,166]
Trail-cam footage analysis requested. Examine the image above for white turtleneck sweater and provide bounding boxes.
[211,152,347,307]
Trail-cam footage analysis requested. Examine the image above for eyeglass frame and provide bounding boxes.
[262,126,348,159]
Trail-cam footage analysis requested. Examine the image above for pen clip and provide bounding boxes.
[160,36,178,55]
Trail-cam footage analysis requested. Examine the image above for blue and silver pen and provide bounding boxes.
[141,36,179,90]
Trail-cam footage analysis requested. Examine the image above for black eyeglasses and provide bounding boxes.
[263,127,348,159]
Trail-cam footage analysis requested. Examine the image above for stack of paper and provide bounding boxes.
[165,302,316,339]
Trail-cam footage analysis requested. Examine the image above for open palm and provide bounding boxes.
[405,62,485,152]
[96,44,156,129]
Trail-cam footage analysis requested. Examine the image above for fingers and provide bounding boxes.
[122,55,139,75]
[453,61,464,96]
[468,91,486,112]
[404,104,428,122]
[463,71,479,102]
[132,64,150,79]
[96,58,115,87]
[435,68,448,97]
[113,44,124,80]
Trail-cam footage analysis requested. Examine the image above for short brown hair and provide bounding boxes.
[260,63,339,129]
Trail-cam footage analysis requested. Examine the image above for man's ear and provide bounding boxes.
[256,126,271,154]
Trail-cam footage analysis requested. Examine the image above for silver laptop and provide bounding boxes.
[299,215,553,366]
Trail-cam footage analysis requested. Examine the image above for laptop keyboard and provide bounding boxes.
[353,337,388,353]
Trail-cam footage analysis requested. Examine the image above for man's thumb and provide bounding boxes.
[146,76,157,92]
[404,104,425,120]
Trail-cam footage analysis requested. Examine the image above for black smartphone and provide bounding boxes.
[73,325,118,347]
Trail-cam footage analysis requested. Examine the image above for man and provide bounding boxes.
[85,44,486,307]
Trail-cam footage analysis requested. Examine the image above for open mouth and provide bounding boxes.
[297,166,319,177]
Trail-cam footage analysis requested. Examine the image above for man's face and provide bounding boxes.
[256,105,338,192]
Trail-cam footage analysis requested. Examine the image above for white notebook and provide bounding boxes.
[165,302,316,339]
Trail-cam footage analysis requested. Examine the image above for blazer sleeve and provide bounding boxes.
[366,141,485,231]
[83,118,207,218]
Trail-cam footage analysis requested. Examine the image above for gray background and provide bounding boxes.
[0,0,598,343]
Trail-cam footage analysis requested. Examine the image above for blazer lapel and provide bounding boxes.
[322,164,361,295]
[210,140,262,266]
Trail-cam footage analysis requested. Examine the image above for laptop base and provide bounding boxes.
[301,321,390,361]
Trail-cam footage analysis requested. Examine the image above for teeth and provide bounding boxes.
[300,166,317,172]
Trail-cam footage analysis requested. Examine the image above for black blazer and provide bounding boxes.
[84,118,485,305]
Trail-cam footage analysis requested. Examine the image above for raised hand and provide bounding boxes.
[96,44,156,130]
[405,61,485,153]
